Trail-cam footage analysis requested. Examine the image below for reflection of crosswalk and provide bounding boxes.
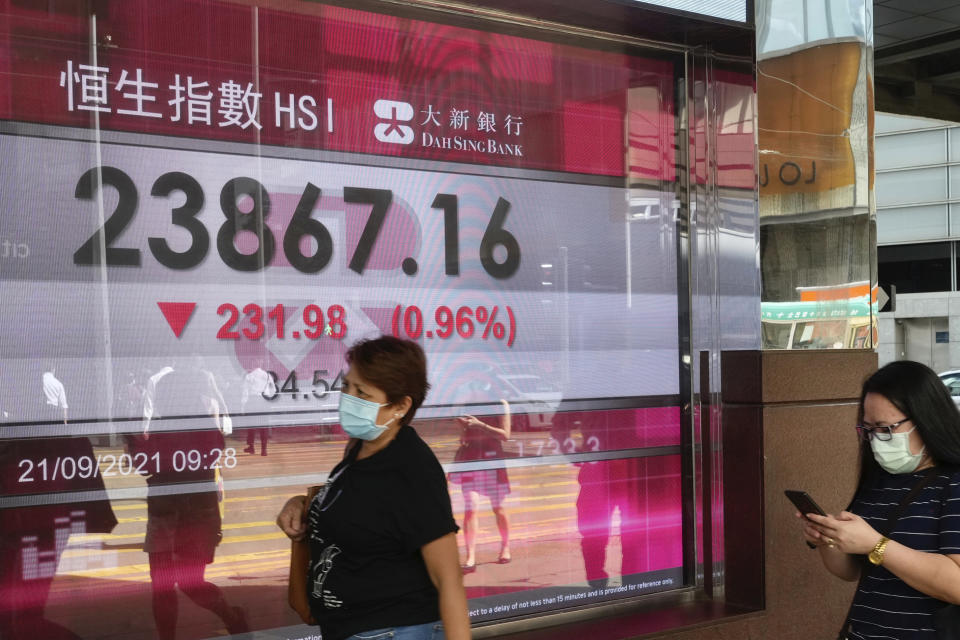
[48,433,680,598]
[54,463,585,586]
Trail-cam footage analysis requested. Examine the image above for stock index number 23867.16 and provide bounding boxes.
[71,167,521,279]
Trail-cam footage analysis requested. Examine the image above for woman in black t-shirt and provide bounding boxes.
[277,337,470,640]
[798,361,960,639]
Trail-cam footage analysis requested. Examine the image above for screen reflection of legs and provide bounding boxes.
[576,459,644,590]
[460,472,510,571]
[146,493,248,640]
[148,549,247,640]
[576,462,614,590]
[453,401,512,571]
[244,427,268,456]
[142,365,247,638]
[462,490,479,571]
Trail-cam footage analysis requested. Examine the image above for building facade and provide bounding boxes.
[875,113,960,372]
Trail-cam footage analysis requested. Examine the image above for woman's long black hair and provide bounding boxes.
[856,360,960,493]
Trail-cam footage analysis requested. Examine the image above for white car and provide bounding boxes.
[939,370,960,407]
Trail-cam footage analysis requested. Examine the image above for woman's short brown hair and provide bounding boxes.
[345,336,430,425]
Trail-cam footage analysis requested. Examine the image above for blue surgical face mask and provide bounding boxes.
[339,393,398,441]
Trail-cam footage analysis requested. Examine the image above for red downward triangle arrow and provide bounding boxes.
[157,302,197,338]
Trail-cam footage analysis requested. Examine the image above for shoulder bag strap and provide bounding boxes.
[288,484,324,624]
[838,466,941,639]
[879,466,941,536]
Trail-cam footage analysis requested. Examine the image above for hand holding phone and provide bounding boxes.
[784,489,827,519]
[785,490,827,549]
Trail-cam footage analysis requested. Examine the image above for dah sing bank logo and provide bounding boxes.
[373,99,415,145]
[372,98,524,157]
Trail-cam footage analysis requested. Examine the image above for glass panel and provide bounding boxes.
[757,0,875,350]
[949,204,960,236]
[762,321,793,349]
[950,128,960,162]
[878,242,951,294]
[950,167,960,201]
[877,204,948,243]
[790,320,850,349]
[875,130,946,170]
[0,1,693,638]
[876,112,949,135]
[632,0,747,22]
[876,168,947,206]
[757,0,868,57]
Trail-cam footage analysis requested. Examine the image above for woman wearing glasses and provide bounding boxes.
[798,360,960,639]
[276,337,470,640]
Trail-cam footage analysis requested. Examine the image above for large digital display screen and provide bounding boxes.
[0,135,680,429]
[0,2,688,638]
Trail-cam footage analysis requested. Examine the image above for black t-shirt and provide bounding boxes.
[306,425,459,640]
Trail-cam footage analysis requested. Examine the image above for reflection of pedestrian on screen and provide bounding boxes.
[142,357,231,438]
[41,366,68,424]
[450,398,512,572]
[0,363,116,639]
[0,368,9,419]
[0,437,116,639]
[554,412,643,590]
[132,364,248,640]
[191,354,232,436]
[141,365,173,437]
[116,370,145,420]
[240,359,275,456]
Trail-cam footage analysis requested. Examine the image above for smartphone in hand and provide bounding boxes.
[784,490,827,519]
[785,490,828,550]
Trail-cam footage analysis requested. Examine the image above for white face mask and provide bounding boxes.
[871,425,925,474]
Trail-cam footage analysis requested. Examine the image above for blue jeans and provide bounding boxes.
[346,621,444,640]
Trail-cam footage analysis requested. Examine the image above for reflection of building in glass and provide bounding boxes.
[762,282,879,349]
[757,16,875,351]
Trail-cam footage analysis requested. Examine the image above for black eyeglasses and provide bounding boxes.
[856,418,911,441]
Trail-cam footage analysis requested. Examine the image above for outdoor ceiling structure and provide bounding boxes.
[874,0,960,122]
